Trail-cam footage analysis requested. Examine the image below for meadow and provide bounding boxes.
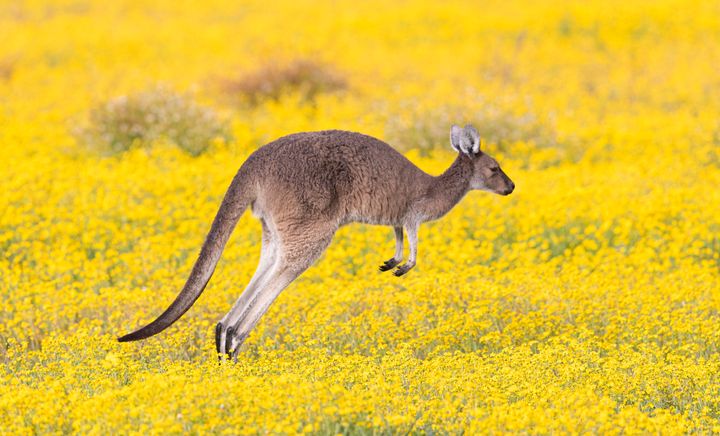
[1,0,720,433]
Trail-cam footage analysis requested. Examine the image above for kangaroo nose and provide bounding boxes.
[504,182,515,195]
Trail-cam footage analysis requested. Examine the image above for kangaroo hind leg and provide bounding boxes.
[226,222,336,361]
[216,219,277,358]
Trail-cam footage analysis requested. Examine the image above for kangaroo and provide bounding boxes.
[118,125,514,360]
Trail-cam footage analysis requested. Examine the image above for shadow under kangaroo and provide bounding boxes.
[118,125,515,360]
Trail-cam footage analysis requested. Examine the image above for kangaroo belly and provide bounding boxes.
[340,191,409,226]
[345,214,399,226]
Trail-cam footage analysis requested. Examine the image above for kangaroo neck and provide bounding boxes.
[420,153,473,221]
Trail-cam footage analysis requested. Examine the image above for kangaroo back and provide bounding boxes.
[118,170,252,342]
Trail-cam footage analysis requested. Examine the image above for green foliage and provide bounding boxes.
[78,86,232,156]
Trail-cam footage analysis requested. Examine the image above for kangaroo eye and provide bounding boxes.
[491,167,500,173]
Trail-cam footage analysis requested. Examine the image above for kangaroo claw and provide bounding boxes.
[224,326,235,360]
[379,258,400,272]
[393,263,414,277]
[215,322,224,359]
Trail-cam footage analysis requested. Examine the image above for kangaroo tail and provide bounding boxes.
[118,172,252,342]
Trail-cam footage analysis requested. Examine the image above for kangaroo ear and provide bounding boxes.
[450,124,481,155]
[464,125,481,154]
[450,125,464,153]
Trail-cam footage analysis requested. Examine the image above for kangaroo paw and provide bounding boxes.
[379,258,400,272]
[393,263,414,277]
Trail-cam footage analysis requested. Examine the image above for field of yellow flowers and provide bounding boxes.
[2,0,720,433]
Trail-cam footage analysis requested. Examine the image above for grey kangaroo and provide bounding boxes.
[118,125,515,360]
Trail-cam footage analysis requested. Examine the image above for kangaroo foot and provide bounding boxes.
[215,322,224,360]
[215,322,248,362]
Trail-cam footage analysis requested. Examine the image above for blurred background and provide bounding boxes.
[3,0,718,164]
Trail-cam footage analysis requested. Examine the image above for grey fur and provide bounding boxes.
[464,125,481,154]
[118,127,515,359]
[450,125,464,153]
[450,124,481,155]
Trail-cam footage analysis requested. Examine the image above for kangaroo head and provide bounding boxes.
[450,124,515,196]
